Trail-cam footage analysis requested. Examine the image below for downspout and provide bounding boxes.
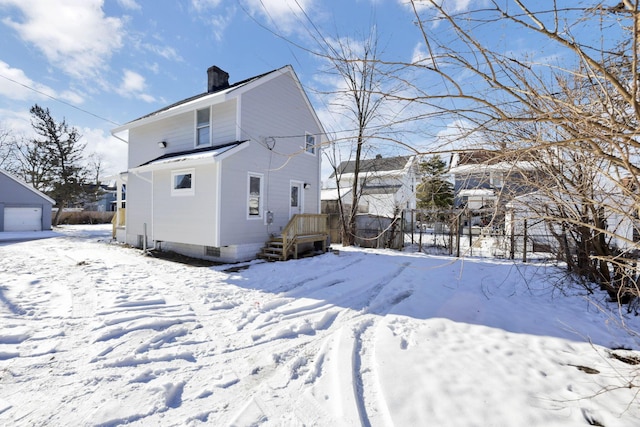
[215,160,222,248]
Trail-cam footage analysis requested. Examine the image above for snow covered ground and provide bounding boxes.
[1,224,639,426]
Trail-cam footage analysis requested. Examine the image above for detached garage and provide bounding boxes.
[0,169,54,232]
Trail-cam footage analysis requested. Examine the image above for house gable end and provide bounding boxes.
[112,66,294,135]
[0,169,55,205]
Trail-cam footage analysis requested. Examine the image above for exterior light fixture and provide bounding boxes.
[158,141,167,148]
[304,183,310,189]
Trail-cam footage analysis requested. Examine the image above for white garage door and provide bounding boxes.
[4,207,42,232]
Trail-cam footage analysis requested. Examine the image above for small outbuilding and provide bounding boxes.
[0,169,54,232]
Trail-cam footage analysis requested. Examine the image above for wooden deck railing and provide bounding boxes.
[281,214,328,260]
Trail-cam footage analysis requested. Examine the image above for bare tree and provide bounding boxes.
[399,1,640,303]
[245,2,425,247]
[86,152,106,210]
[324,35,386,245]
[0,126,19,173]
[311,28,413,245]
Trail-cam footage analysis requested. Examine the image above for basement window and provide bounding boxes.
[205,246,220,257]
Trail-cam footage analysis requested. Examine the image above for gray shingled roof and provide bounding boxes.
[329,155,411,179]
[137,141,246,167]
[125,67,285,125]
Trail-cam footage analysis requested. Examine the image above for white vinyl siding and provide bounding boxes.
[153,164,219,247]
[212,100,236,145]
[124,171,153,245]
[219,143,273,246]
[128,112,194,168]
[128,100,238,169]
[218,140,319,247]
[237,73,322,214]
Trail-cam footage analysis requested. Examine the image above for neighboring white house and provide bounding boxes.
[448,149,537,209]
[505,175,640,255]
[0,169,54,232]
[325,155,419,219]
[111,65,325,262]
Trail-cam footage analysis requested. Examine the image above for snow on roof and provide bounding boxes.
[135,141,245,169]
[449,161,537,175]
[361,184,402,195]
[458,188,495,197]
[330,155,413,179]
[321,187,352,200]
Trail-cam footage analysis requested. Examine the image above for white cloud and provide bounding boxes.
[117,0,141,11]
[119,70,145,93]
[0,60,84,104]
[191,0,223,11]
[0,108,33,137]
[411,42,431,65]
[399,0,473,13]
[434,118,486,151]
[242,0,315,33]
[0,0,124,79]
[80,127,128,176]
[116,69,155,103]
[187,0,235,41]
[209,10,234,42]
[58,90,85,105]
[140,43,182,62]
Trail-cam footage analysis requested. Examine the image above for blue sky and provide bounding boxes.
[0,0,468,179]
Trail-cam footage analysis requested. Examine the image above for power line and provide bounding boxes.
[0,72,122,126]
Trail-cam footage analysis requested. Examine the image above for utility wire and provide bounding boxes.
[0,72,122,126]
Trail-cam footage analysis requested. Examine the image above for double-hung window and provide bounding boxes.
[196,107,210,146]
[248,173,263,218]
[305,133,316,155]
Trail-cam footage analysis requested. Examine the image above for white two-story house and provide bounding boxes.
[111,65,325,262]
[326,155,418,219]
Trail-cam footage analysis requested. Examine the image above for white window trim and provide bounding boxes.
[171,168,195,196]
[195,107,211,147]
[305,132,316,155]
[247,172,264,220]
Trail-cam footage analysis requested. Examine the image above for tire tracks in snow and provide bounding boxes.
[207,257,416,425]
[350,261,412,427]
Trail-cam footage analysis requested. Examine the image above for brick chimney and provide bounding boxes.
[207,65,229,93]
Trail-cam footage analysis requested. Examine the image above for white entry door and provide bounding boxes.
[4,207,42,231]
[289,181,304,219]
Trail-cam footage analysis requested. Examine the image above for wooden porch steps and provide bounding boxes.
[257,214,329,262]
[259,237,285,261]
[258,235,328,261]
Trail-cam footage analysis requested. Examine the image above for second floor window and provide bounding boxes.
[305,133,316,154]
[196,107,210,146]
